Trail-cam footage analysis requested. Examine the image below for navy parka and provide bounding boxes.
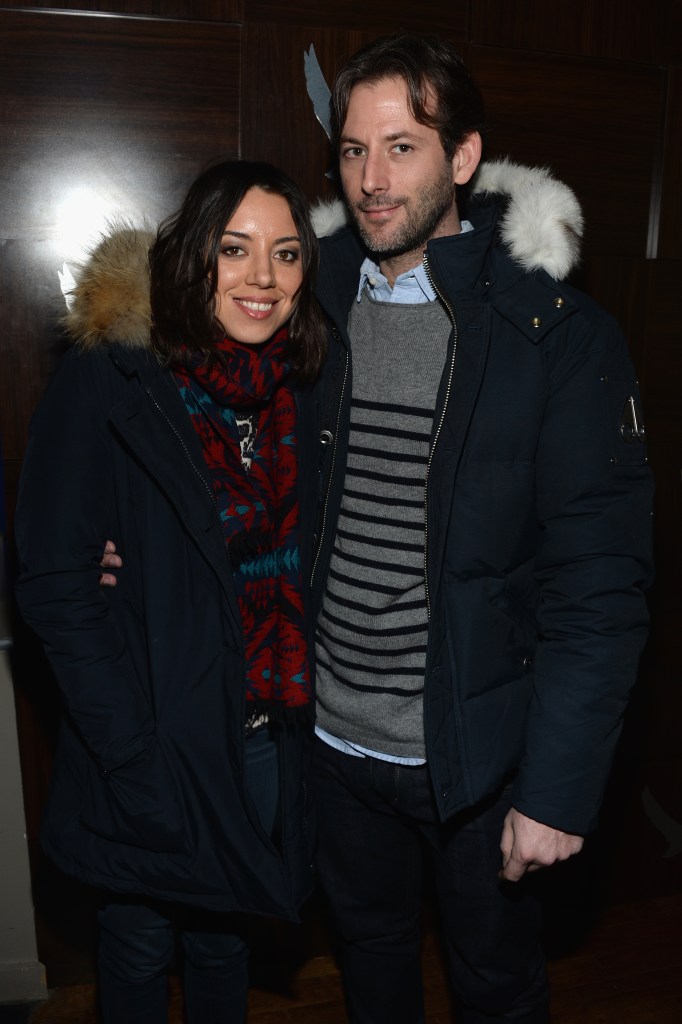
[15,341,316,918]
[311,196,654,835]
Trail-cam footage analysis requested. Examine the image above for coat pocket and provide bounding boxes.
[81,741,190,855]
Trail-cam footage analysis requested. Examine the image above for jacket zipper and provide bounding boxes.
[310,344,349,587]
[144,384,220,516]
[422,252,458,620]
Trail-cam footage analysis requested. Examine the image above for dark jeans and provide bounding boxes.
[98,725,279,1024]
[313,738,549,1024]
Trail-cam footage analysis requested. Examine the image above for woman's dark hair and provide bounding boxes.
[330,35,485,161]
[150,160,326,383]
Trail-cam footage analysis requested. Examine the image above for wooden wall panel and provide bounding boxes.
[0,11,240,462]
[635,262,682,428]
[240,23,470,206]
[243,0,468,34]
[471,0,676,63]
[469,46,665,261]
[658,66,682,260]
[0,0,241,20]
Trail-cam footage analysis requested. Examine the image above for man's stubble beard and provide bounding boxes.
[347,166,457,261]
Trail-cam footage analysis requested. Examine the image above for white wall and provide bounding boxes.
[0,549,46,1005]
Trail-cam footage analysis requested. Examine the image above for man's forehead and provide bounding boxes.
[343,76,437,135]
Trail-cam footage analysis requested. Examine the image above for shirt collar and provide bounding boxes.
[356,220,474,304]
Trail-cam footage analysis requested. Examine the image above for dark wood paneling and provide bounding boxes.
[635,261,682,426]
[243,0,468,33]
[240,23,470,205]
[658,66,682,260]
[0,11,240,461]
[471,0,678,64]
[469,46,665,260]
[0,0,241,20]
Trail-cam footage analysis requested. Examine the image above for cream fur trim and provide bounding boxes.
[311,158,583,281]
[472,159,583,280]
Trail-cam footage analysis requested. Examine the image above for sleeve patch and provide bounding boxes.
[601,375,648,466]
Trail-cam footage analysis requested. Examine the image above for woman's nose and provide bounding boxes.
[246,254,275,287]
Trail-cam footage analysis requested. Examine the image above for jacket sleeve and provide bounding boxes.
[511,305,654,835]
[15,348,155,772]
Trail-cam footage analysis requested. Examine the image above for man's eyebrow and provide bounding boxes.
[340,130,423,145]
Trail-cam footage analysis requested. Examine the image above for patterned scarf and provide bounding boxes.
[174,329,310,713]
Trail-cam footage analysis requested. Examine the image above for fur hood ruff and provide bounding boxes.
[65,159,583,351]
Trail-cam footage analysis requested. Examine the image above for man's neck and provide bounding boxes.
[378,211,463,287]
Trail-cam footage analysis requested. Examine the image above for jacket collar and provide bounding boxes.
[312,158,583,283]
[315,200,499,321]
[424,201,499,300]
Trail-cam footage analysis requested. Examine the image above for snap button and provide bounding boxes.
[531,317,542,328]
[320,429,333,446]
[554,296,565,308]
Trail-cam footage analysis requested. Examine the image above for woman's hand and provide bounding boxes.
[99,540,122,587]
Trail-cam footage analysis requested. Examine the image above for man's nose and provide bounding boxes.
[361,151,389,194]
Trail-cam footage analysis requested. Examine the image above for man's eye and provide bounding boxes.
[394,144,412,154]
[342,147,364,159]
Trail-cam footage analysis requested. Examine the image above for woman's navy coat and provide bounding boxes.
[311,190,654,836]
[15,339,317,918]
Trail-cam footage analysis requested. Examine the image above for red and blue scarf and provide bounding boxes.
[174,329,310,714]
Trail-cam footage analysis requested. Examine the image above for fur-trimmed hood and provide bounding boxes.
[64,159,583,349]
[65,223,156,351]
[311,158,583,281]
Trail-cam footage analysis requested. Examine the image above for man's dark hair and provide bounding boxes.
[150,160,325,383]
[330,34,485,161]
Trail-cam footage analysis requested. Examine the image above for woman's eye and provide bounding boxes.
[221,246,244,257]
[276,249,300,263]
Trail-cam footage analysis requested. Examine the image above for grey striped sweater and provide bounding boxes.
[315,294,452,757]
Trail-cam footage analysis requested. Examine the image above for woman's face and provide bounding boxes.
[214,188,304,345]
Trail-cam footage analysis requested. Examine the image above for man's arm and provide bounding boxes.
[499,808,584,882]
[509,305,653,848]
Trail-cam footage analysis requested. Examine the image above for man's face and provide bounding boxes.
[338,77,460,273]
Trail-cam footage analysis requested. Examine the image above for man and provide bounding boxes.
[307,34,653,1024]
[99,32,652,1022]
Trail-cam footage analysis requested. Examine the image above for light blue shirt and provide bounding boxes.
[316,220,474,765]
[355,220,474,305]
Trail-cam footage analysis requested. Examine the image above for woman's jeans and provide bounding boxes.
[97,726,279,1024]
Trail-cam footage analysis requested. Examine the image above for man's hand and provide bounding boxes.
[99,540,122,588]
[499,807,584,882]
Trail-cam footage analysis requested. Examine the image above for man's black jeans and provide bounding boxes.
[313,737,549,1024]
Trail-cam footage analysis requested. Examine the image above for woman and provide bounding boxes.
[15,161,326,1022]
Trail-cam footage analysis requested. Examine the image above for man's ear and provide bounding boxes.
[452,131,482,185]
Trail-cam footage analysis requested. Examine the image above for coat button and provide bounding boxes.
[531,317,542,328]
[320,429,333,446]
[554,296,565,308]
[522,655,533,670]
